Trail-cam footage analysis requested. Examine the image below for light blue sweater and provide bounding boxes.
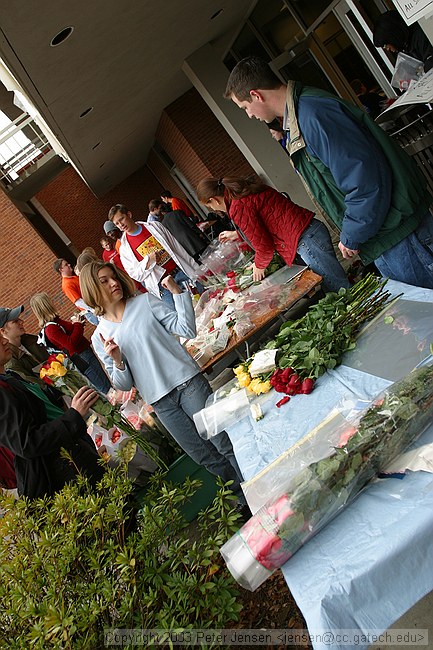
[91,292,200,404]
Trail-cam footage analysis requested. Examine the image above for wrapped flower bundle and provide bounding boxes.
[40,354,164,468]
[233,363,272,396]
[221,363,433,590]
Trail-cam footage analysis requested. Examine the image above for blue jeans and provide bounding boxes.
[78,347,111,395]
[374,212,433,289]
[297,218,350,293]
[151,374,245,499]
[159,269,204,309]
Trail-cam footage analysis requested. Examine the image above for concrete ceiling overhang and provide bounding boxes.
[0,0,252,197]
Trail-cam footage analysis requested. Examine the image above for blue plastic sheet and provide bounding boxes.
[226,280,433,650]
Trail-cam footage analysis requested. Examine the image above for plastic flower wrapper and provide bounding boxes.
[198,239,254,281]
[221,362,433,591]
[40,353,165,468]
[193,366,273,440]
[233,360,273,396]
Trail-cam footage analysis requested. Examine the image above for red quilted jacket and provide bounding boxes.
[229,187,314,268]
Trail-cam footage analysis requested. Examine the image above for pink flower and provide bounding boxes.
[338,425,357,448]
[267,495,294,526]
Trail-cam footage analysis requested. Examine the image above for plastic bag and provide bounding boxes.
[193,388,250,440]
[391,52,424,90]
[221,362,433,590]
[199,239,253,281]
[342,298,433,381]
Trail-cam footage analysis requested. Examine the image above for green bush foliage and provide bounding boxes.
[0,458,242,649]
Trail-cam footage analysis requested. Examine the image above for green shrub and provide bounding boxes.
[0,458,242,649]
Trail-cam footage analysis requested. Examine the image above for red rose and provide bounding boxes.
[270,369,283,387]
[300,378,315,394]
[280,367,294,382]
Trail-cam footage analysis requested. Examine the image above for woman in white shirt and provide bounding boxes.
[79,261,244,497]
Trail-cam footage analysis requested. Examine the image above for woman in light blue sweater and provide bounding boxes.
[80,261,244,496]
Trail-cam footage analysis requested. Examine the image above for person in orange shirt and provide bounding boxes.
[160,190,196,222]
[53,258,99,325]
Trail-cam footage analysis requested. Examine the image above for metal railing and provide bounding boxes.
[0,111,55,188]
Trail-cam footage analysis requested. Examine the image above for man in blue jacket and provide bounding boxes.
[225,56,433,289]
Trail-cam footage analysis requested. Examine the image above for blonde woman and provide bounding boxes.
[30,292,110,394]
[79,261,245,502]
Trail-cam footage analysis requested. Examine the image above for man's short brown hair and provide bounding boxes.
[224,56,282,101]
[149,199,163,212]
[53,258,65,274]
[108,204,129,221]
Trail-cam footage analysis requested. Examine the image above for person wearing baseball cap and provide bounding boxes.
[0,304,49,384]
[0,305,24,329]
[0,330,103,499]
[103,220,122,252]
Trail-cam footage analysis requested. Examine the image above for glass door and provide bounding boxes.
[333,0,396,97]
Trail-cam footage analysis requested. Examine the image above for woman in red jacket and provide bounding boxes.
[30,292,111,395]
[196,176,350,293]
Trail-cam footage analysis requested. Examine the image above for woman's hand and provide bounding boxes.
[100,333,122,366]
[252,263,266,282]
[71,386,99,417]
[218,230,239,243]
[161,275,182,295]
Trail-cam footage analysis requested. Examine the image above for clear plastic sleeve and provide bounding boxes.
[221,363,433,590]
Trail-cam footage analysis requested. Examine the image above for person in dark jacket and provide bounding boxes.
[0,304,48,384]
[148,199,208,261]
[224,56,433,289]
[0,332,103,499]
[197,176,350,293]
[373,10,433,73]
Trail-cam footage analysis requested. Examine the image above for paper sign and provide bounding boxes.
[393,0,433,25]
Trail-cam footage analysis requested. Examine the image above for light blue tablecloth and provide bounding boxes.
[227,280,433,650]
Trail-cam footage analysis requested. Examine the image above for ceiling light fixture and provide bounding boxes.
[79,107,93,118]
[210,8,223,19]
[50,26,74,47]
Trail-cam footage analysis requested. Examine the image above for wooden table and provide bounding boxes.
[198,269,322,372]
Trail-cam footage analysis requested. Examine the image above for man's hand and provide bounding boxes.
[71,386,99,417]
[338,242,359,259]
[252,263,266,282]
[145,251,157,269]
[100,333,122,366]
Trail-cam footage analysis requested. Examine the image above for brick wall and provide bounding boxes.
[35,164,165,255]
[153,88,254,194]
[2,88,254,330]
[0,188,74,334]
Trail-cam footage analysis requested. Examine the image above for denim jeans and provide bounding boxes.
[152,373,245,499]
[159,269,204,309]
[374,212,433,289]
[297,218,351,293]
[78,347,111,395]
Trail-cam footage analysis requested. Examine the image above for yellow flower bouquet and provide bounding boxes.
[40,354,165,468]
